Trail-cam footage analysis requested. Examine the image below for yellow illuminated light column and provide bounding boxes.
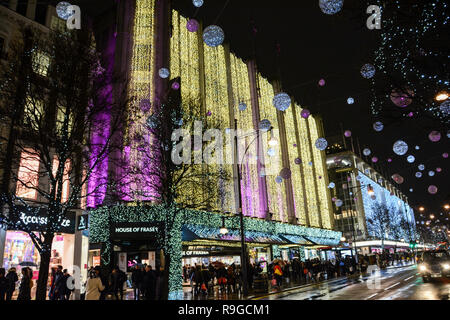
[297,110,320,227]
[257,74,288,222]
[203,44,235,213]
[169,10,205,207]
[127,0,156,201]
[308,116,333,229]
[286,103,308,225]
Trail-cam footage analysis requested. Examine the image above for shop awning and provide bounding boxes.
[303,236,341,247]
[182,225,286,244]
[279,234,314,245]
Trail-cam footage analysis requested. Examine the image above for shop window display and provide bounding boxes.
[3,231,74,273]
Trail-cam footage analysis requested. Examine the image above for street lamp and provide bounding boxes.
[444,204,449,210]
[430,214,435,219]
[219,216,229,235]
[340,236,346,242]
[435,92,449,101]
[419,206,425,212]
[233,119,274,297]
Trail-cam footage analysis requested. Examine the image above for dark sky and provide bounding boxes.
[76,0,448,217]
[170,0,449,217]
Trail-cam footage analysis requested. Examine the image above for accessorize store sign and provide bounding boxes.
[112,222,162,239]
[14,206,75,233]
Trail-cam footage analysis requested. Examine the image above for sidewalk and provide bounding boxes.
[182,261,416,300]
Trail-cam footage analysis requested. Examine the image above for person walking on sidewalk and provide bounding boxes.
[0,268,8,301]
[5,267,18,300]
[131,265,143,300]
[17,267,32,301]
[273,262,283,290]
[86,266,105,300]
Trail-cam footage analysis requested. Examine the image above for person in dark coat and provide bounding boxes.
[200,266,210,294]
[142,265,156,300]
[131,265,143,300]
[17,268,32,300]
[6,267,19,300]
[53,265,65,300]
[62,269,74,300]
[193,265,203,295]
[109,266,126,300]
[0,268,8,300]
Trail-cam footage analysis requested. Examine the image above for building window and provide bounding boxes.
[50,15,67,32]
[32,50,50,76]
[56,106,74,135]
[52,156,71,203]
[24,97,44,130]
[16,149,40,200]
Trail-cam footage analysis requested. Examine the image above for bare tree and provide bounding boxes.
[123,80,231,298]
[0,27,130,300]
[367,201,393,249]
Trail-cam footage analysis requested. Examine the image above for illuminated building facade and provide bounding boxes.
[87,0,340,299]
[326,146,417,256]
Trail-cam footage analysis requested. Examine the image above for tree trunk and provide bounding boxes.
[35,235,54,300]
[161,253,170,300]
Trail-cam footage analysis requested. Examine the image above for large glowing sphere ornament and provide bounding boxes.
[171,82,180,90]
[315,138,328,151]
[415,145,420,150]
[203,25,224,47]
[335,199,343,207]
[428,171,435,177]
[418,164,425,171]
[275,176,283,184]
[319,79,326,86]
[393,140,408,155]
[363,148,371,156]
[392,174,404,184]
[428,185,438,195]
[409,188,413,192]
[273,93,291,111]
[158,68,170,79]
[328,182,335,189]
[56,2,72,20]
[436,167,442,173]
[373,121,384,132]
[406,155,415,163]
[300,109,311,119]
[267,148,276,157]
[319,0,344,15]
[347,97,354,105]
[193,0,203,7]
[238,102,247,111]
[344,130,351,138]
[443,153,449,158]
[186,19,199,32]
[371,157,378,163]
[390,88,414,107]
[294,158,302,165]
[280,168,292,179]
[440,99,450,115]
[387,158,392,163]
[415,172,422,178]
[361,63,376,79]
[428,131,441,142]
[259,119,271,131]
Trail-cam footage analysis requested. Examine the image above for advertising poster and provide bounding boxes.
[118,252,127,272]
[148,251,156,270]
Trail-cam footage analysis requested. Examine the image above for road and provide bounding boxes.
[253,265,450,300]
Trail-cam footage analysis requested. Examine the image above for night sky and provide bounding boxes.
[77,0,448,216]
